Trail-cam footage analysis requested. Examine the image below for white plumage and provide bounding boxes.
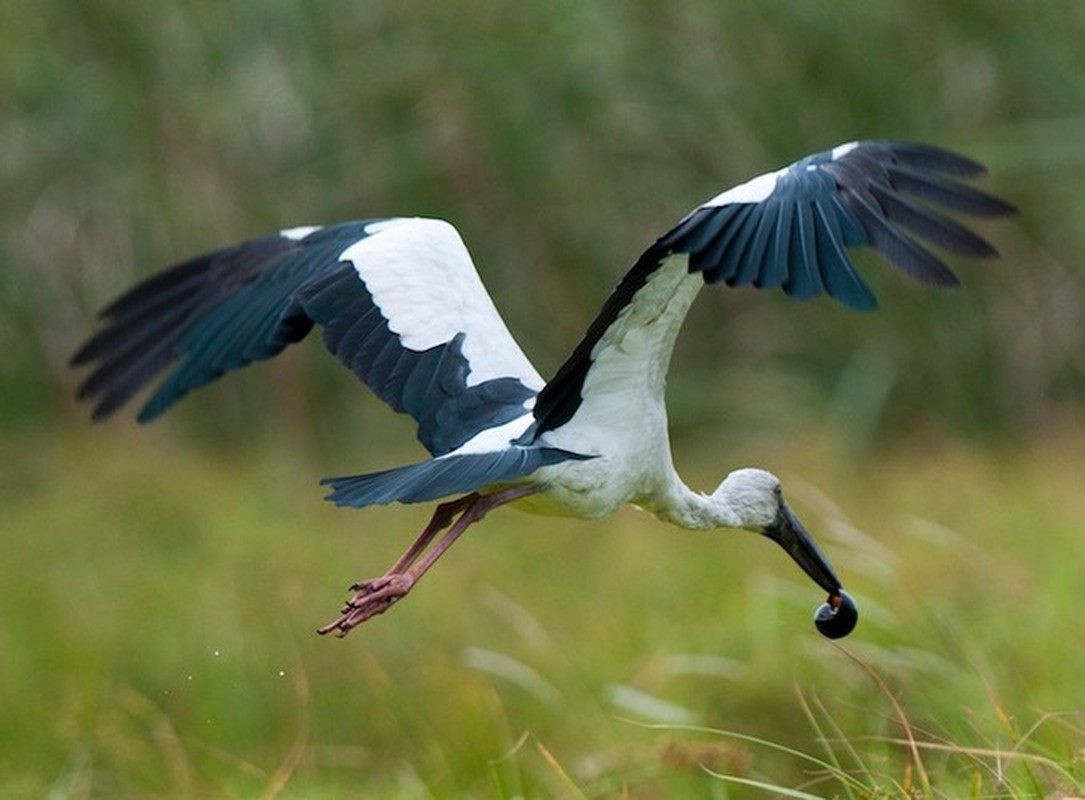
[342,218,545,389]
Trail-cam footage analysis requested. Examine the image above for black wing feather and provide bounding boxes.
[534,140,1016,435]
[71,236,304,419]
[73,220,539,458]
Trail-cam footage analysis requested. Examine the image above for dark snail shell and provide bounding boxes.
[814,590,858,639]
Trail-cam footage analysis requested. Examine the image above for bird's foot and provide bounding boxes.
[316,574,414,637]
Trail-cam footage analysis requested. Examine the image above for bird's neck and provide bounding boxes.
[644,474,742,532]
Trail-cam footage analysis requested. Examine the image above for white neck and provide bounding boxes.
[642,473,743,532]
[641,467,781,533]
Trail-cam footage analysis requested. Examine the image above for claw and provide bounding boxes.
[317,574,415,637]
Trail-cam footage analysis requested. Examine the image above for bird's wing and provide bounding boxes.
[72,217,544,457]
[533,140,1017,436]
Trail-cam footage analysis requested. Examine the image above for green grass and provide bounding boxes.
[3,426,1085,797]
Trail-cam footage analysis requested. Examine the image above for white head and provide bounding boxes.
[711,467,784,531]
[710,467,842,595]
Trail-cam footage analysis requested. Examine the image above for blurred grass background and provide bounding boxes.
[3,0,1085,796]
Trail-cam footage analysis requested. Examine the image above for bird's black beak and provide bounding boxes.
[762,499,842,594]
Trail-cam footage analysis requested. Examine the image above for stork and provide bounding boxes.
[72,141,1015,639]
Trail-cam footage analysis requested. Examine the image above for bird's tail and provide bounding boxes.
[321,447,591,508]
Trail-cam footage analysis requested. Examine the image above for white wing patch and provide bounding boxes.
[830,141,859,160]
[702,168,783,207]
[453,412,536,455]
[339,217,545,390]
[702,142,858,205]
[280,225,323,241]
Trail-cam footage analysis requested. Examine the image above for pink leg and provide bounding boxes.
[318,484,540,637]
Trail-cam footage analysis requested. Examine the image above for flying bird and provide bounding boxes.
[72,140,1015,638]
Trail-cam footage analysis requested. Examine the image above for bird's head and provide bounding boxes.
[712,468,842,596]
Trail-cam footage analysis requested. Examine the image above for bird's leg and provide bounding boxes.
[384,493,479,575]
[318,484,541,637]
[315,495,474,636]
